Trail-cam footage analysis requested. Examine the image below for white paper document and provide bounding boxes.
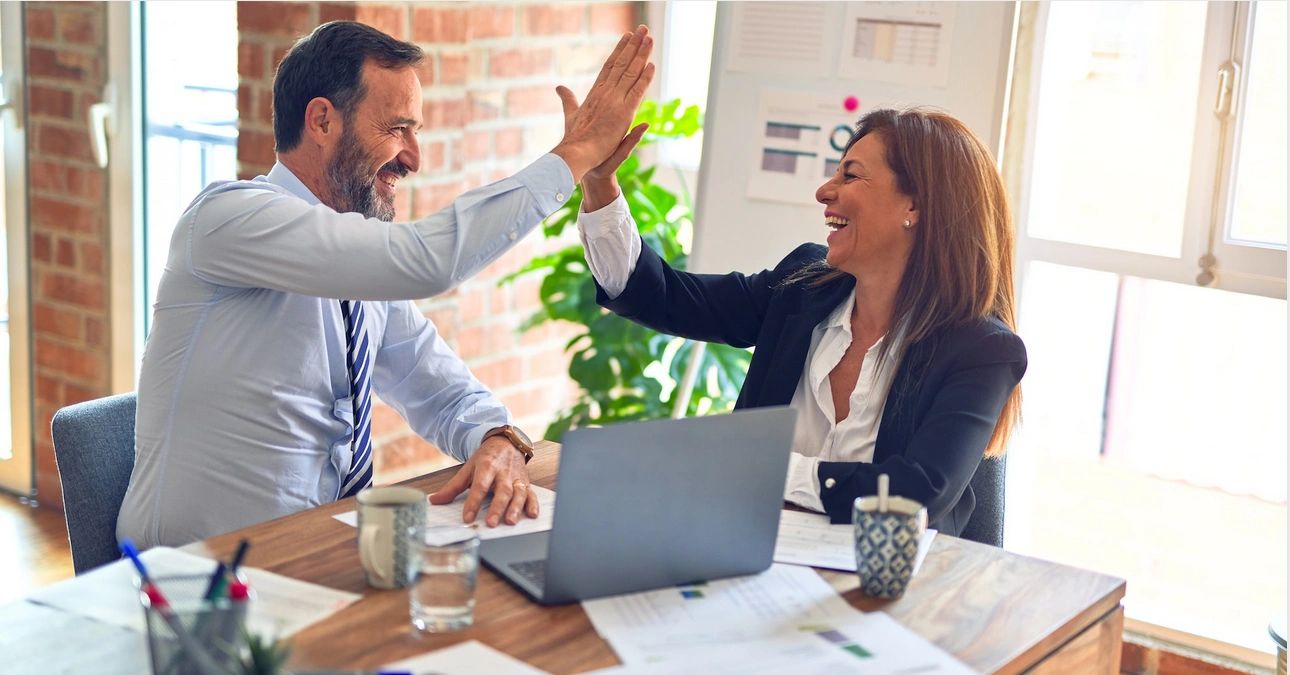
[590,612,974,674]
[334,485,556,541]
[0,600,150,675]
[382,640,549,675]
[774,509,937,575]
[25,546,359,639]
[838,2,957,86]
[725,2,832,77]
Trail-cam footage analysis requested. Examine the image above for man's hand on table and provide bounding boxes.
[428,436,538,527]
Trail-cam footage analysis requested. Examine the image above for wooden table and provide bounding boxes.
[183,442,1126,673]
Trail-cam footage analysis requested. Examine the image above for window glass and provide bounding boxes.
[1026,2,1208,257]
[1227,1,1287,248]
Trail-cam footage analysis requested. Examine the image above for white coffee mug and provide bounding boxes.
[356,486,426,589]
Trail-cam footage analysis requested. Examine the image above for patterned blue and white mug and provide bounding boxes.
[853,495,927,599]
[357,486,426,589]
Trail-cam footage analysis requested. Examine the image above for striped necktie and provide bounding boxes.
[339,300,374,498]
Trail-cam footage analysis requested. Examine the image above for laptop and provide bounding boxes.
[480,406,796,605]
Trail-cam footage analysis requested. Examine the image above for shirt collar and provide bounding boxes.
[266,162,323,206]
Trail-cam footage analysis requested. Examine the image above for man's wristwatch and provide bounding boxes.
[482,424,535,463]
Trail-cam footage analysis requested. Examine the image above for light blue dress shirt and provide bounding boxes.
[117,154,573,548]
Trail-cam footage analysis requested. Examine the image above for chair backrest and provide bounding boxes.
[51,392,137,574]
[959,455,1006,547]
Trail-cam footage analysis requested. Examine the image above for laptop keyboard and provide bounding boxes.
[509,559,546,589]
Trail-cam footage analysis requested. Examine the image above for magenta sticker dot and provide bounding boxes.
[843,96,860,112]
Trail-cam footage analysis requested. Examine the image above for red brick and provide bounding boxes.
[506,85,563,116]
[492,128,522,158]
[238,42,265,80]
[34,304,82,342]
[35,374,62,404]
[413,56,435,87]
[29,85,75,119]
[467,7,514,39]
[468,90,504,122]
[318,3,356,26]
[463,130,491,163]
[79,170,105,204]
[270,46,291,74]
[31,196,99,234]
[472,356,523,388]
[39,271,104,310]
[63,382,99,407]
[590,3,637,34]
[500,386,560,419]
[57,9,98,45]
[440,52,469,86]
[420,140,446,173]
[489,47,554,79]
[421,98,467,129]
[80,242,104,276]
[355,4,406,39]
[36,125,96,162]
[237,2,315,39]
[33,233,53,263]
[27,47,92,83]
[34,339,104,382]
[27,8,56,41]
[523,5,584,36]
[528,346,572,380]
[456,325,487,360]
[238,129,278,168]
[411,7,466,44]
[55,238,76,268]
[84,317,105,348]
[459,285,491,323]
[370,400,406,436]
[30,160,67,192]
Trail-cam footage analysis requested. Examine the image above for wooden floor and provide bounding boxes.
[0,494,74,605]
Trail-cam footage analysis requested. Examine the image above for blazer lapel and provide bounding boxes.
[758,276,855,406]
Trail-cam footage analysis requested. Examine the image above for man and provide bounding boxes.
[117,21,654,548]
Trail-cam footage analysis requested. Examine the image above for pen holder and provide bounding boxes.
[140,574,250,675]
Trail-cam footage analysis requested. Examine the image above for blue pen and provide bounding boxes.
[121,539,227,675]
[119,539,151,582]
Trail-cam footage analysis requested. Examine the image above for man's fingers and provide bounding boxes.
[618,34,653,94]
[525,487,539,518]
[427,465,469,505]
[592,31,631,91]
[626,62,656,106]
[485,481,514,527]
[609,26,647,85]
[499,483,529,526]
[556,86,579,120]
[602,123,648,170]
[461,467,496,522]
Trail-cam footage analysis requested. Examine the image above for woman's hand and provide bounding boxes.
[580,122,649,212]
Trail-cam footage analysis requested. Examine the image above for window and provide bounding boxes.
[1005,1,1286,662]
[0,2,32,496]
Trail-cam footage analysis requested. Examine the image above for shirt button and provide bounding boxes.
[508,231,517,241]
[556,191,566,202]
[824,478,836,489]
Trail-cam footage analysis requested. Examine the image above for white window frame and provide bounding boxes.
[0,2,32,496]
[106,2,144,392]
[1012,1,1284,300]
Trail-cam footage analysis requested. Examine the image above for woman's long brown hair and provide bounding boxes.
[793,107,1020,457]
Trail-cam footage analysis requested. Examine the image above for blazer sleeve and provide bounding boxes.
[596,242,819,349]
[816,329,1027,526]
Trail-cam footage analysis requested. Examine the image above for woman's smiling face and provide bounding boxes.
[815,132,918,276]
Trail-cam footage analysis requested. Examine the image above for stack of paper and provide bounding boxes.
[581,564,973,674]
[773,509,937,574]
[25,546,360,639]
[382,640,548,675]
[334,485,557,541]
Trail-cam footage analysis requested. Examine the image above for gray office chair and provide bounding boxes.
[51,392,137,574]
[959,455,1006,547]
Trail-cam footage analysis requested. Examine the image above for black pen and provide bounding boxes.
[228,538,251,575]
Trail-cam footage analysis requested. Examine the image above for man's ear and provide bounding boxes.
[302,97,340,147]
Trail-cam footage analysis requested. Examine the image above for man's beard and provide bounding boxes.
[324,130,405,222]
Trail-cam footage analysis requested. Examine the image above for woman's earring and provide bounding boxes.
[902,219,913,229]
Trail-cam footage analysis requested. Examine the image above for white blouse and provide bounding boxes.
[578,193,900,513]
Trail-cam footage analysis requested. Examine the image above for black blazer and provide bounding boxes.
[597,243,1027,536]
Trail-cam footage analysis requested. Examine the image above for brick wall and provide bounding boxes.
[238,2,640,480]
[25,3,112,506]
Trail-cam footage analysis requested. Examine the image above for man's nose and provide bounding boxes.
[399,139,420,175]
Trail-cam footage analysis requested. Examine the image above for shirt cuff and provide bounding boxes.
[577,192,640,299]
[513,153,576,215]
[783,452,825,513]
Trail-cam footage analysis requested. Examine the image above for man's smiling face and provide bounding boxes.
[324,61,423,221]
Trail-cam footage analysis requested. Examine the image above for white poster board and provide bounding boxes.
[690,2,1016,274]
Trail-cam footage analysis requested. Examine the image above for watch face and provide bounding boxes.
[512,426,532,446]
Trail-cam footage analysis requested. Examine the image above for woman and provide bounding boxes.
[577,108,1025,536]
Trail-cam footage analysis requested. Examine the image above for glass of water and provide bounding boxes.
[410,525,480,632]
